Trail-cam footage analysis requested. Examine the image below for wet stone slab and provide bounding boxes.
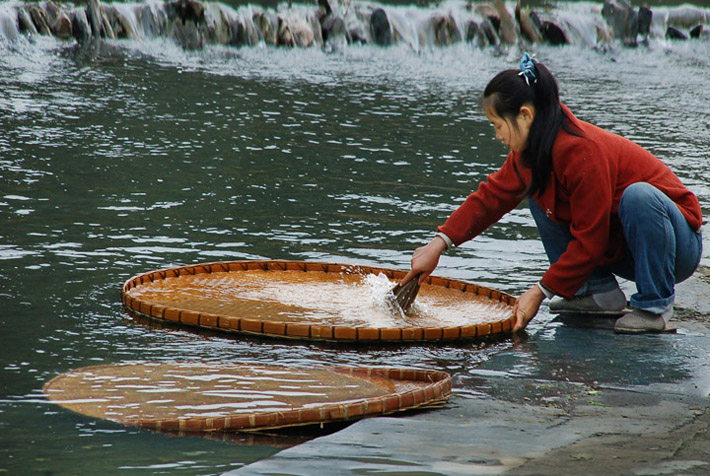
[226,389,709,476]
[225,267,710,476]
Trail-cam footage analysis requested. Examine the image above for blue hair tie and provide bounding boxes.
[519,52,537,86]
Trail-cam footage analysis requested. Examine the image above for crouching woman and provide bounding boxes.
[401,54,703,334]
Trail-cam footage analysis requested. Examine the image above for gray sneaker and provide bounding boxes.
[549,294,628,316]
[614,307,676,334]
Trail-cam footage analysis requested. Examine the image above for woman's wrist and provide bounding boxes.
[536,281,554,299]
[431,235,450,254]
[434,232,453,250]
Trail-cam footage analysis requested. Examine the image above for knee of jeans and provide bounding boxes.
[620,182,658,212]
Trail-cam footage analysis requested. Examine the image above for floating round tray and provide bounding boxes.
[43,362,451,432]
[121,260,516,342]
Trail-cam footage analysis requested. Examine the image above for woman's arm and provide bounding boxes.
[438,153,528,246]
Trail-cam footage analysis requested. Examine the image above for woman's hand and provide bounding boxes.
[400,236,448,286]
[512,284,545,332]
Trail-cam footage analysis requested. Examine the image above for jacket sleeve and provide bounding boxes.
[540,141,616,298]
[438,153,527,246]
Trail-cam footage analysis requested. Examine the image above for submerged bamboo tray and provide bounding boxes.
[43,362,452,432]
[121,260,516,342]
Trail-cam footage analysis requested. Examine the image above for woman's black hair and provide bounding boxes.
[482,60,581,197]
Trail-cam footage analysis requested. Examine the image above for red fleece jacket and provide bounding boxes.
[438,105,703,298]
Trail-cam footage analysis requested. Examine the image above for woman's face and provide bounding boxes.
[484,104,534,153]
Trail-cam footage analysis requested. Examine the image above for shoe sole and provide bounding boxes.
[614,322,678,334]
[553,308,630,317]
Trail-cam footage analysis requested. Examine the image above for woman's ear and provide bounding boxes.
[519,105,535,127]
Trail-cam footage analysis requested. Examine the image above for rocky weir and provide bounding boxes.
[0,0,708,51]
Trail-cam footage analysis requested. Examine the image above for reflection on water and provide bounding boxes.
[1,1,709,474]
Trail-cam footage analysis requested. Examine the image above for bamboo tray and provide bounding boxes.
[43,362,452,432]
[121,260,516,342]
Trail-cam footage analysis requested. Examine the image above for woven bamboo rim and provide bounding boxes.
[121,260,516,342]
[43,363,452,432]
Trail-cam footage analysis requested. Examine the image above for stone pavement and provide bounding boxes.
[225,233,710,476]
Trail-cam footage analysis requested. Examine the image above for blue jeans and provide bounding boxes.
[530,182,702,313]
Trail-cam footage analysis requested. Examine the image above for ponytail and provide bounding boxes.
[482,55,581,197]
